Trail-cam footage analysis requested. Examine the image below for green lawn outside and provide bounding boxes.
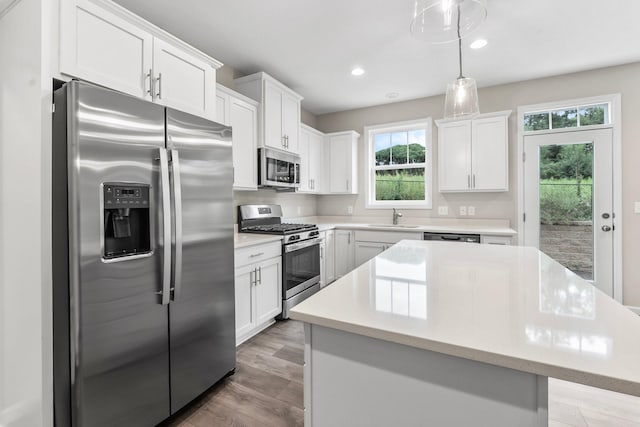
[376,170,425,201]
[540,178,593,224]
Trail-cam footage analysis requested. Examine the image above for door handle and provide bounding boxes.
[602,225,612,232]
[468,174,471,188]
[170,149,183,301]
[158,148,172,305]
[250,269,255,286]
[473,174,476,188]
[257,266,262,284]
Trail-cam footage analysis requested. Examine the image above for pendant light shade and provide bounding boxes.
[444,77,479,118]
[411,0,487,44]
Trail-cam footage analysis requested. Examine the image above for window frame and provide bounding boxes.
[364,118,433,209]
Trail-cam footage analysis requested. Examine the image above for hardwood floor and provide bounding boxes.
[165,320,640,427]
[165,320,305,427]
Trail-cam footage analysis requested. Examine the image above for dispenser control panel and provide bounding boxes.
[104,184,149,209]
[102,183,151,260]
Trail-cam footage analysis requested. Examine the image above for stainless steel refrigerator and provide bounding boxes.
[52,80,236,426]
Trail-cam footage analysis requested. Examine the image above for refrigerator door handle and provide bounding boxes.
[171,149,184,301]
[159,147,172,305]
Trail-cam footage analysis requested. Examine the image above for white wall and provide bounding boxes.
[0,0,53,425]
[234,190,317,222]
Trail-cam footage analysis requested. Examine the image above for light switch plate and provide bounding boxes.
[438,206,449,216]
[468,206,476,216]
[459,206,467,216]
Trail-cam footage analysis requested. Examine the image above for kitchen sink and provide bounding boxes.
[366,224,420,228]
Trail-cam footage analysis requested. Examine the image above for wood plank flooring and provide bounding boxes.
[164,320,640,427]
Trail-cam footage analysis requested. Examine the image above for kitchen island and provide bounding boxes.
[289,241,640,427]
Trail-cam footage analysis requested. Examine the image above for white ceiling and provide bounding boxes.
[113,0,640,115]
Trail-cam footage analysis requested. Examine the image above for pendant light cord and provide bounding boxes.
[457,2,464,79]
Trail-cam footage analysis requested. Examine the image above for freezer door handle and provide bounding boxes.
[171,149,184,301]
[159,148,172,305]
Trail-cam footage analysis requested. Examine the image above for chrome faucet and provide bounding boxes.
[392,208,403,225]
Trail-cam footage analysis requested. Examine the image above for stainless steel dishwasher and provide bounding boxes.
[423,232,481,243]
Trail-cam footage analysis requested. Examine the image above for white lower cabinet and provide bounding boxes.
[355,242,387,267]
[234,242,282,345]
[480,235,513,245]
[334,230,355,279]
[319,230,336,287]
[354,230,423,266]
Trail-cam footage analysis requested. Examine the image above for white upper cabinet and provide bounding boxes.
[234,72,303,155]
[436,111,511,192]
[216,84,259,191]
[326,131,359,194]
[299,124,325,194]
[60,0,221,120]
[151,38,215,119]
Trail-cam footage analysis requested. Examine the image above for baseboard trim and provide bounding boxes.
[626,306,640,315]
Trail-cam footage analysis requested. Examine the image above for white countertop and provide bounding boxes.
[234,232,282,249]
[290,240,640,397]
[288,216,517,236]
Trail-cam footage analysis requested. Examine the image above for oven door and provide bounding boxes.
[283,238,320,299]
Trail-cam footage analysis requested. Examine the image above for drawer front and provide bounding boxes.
[354,230,423,244]
[235,241,282,267]
[480,235,513,245]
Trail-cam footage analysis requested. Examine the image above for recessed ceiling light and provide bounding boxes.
[386,92,399,99]
[351,67,365,77]
[470,39,488,49]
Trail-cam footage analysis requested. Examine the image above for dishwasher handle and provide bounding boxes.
[423,232,481,243]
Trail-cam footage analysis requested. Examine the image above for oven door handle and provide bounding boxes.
[285,238,321,253]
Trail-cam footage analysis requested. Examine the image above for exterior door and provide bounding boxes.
[63,81,170,427]
[523,129,614,296]
[166,109,236,413]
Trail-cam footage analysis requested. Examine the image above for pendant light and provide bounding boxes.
[410,0,486,118]
[443,6,479,118]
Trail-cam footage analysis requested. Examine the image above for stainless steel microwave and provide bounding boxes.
[258,148,300,189]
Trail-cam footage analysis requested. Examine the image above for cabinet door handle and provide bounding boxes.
[473,174,476,188]
[156,73,162,99]
[257,266,262,284]
[468,174,471,189]
[250,269,255,286]
[249,252,264,258]
[346,179,349,192]
[146,69,154,99]
[347,233,351,245]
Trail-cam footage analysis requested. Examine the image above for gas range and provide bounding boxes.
[237,204,321,319]
[237,205,319,244]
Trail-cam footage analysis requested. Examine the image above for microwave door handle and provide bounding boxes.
[158,148,172,305]
[170,149,183,301]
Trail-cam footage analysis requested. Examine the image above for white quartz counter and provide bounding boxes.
[289,216,517,236]
[234,232,282,249]
[290,240,640,397]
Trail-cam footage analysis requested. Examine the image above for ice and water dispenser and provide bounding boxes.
[103,183,151,259]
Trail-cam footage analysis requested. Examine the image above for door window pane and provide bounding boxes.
[538,143,594,280]
[551,109,578,129]
[524,113,550,131]
[579,104,608,126]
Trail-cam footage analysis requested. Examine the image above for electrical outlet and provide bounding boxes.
[635,202,640,214]
[347,205,354,214]
[459,206,467,216]
[468,206,476,216]
[438,206,449,216]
